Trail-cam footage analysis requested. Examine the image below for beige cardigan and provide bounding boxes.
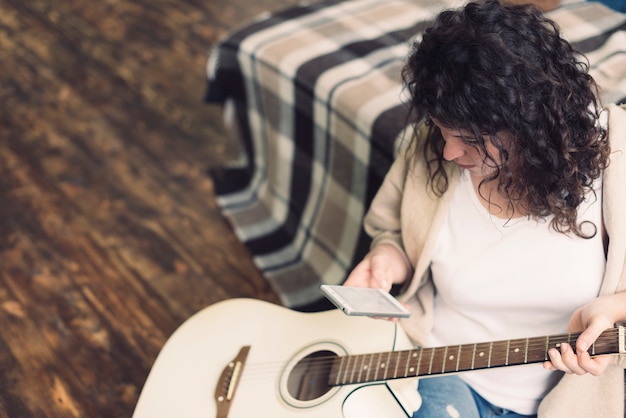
[364,104,626,417]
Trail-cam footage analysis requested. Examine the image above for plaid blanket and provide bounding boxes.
[206,0,626,308]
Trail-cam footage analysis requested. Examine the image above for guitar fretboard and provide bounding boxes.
[329,327,623,386]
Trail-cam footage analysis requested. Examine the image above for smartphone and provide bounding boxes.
[320,284,411,318]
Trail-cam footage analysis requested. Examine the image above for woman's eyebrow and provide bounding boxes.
[431,119,481,140]
[453,130,477,139]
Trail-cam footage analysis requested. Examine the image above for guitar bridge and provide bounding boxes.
[215,346,250,418]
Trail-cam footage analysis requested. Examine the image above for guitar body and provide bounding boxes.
[133,298,421,418]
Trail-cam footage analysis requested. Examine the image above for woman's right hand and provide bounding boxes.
[344,243,411,292]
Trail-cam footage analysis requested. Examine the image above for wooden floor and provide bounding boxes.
[0,0,301,416]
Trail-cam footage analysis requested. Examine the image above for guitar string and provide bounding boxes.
[234,331,620,375]
[225,330,620,382]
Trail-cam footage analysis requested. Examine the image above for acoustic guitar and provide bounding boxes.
[133,298,625,418]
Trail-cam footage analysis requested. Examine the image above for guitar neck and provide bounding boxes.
[330,326,625,386]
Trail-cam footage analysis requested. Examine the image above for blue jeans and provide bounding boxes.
[412,376,536,418]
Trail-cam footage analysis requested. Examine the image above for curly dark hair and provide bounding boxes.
[402,0,610,237]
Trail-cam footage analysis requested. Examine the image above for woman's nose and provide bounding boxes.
[442,137,465,161]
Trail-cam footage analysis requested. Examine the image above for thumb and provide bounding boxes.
[575,316,612,354]
[368,252,392,291]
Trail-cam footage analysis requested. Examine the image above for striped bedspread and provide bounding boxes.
[206,0,626,308]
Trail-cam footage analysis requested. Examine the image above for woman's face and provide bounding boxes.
[432,119,506,180]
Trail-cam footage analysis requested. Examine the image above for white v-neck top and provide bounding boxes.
[428,171,605,415]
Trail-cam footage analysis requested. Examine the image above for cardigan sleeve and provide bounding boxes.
[363,151,415,282]
[362,123,449,290]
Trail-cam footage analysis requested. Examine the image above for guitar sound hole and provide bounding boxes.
[286,350,336,401]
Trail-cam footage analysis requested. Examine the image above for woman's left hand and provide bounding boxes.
[543,292,626,375]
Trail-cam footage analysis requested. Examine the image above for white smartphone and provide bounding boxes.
[320,284,411,318]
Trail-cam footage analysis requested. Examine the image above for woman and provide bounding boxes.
[344,1,626,417]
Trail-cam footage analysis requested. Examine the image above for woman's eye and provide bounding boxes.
[462,136,479,144]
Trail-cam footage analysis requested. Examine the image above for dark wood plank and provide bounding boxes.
[0,0,302,416]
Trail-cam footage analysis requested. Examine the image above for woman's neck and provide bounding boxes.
[470,174,526,219]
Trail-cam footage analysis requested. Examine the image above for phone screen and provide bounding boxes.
[320,285,410,318]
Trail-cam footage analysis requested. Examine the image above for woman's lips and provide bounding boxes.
[457,163,475,170]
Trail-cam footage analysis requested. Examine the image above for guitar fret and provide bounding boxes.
[366,354,373,381]
[349,354,357,383]
[352,355,360,383]
[471,343,477,370]
[416,349,423,376]
[507,338,525,365]
[384,352,391,380]
[352,355,361,383]
[404,351,413,377]
[359,354,370,382]
[475,343,489,369]
[428,348,435,375]
[336,356,346,385]
[346,355,355,384]
[529,336,549,363]
[432,347,446,375]
[372,353,379,381]
[411,347,425,376]
[353,355,360,382]
[357,354,365,383]
[524,338,529,363]
[331,357,339,385]
[351,354,365,382]
[488,342,493,367]
[457,343,472,371]
[380,353,386,380]
[504,340,511,366]
[380,352,386,380]
[392,351,399,379]
[334,356,343,385]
